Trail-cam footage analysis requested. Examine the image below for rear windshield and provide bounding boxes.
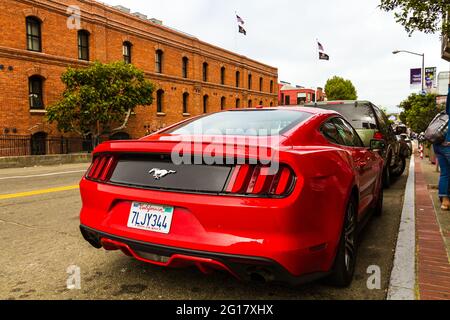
[165,110,312,136]
[314,104,377,130]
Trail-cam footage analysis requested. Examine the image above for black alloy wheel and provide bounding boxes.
[327,197,358,287]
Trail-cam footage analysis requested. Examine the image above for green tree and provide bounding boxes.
[379,0,450,35]
[399,93,443,133]
[47,61,155,145]
[324,76,358,100]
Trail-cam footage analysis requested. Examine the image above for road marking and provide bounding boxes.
[0,185,80,200]
[387,154,416,300]
[0,170,86,181]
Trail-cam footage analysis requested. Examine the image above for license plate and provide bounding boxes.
[127,202,174,234]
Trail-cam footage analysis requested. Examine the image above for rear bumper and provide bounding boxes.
[79,176,345,277]
[80,225,329,286]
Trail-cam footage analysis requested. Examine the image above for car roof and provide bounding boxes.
[229,106,340,115]
[305,100,373,107]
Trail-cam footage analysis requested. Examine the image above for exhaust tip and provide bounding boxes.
[247,266,274,283]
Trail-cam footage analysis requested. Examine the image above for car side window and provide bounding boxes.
[321,120,344,145]
[332,118,364,148]
[343,119,365,148]
[373,106,388,135]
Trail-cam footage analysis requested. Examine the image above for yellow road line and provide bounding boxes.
[0,185,80,200]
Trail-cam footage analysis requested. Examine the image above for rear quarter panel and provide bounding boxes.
[287,146,357,267]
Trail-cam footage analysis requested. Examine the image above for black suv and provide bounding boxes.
[306,100,406,188]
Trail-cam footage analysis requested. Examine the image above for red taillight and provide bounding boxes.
[226,164,295,196]
[272,166,294,195]
[87,154,116,182]
[226,164,252,193]
[373,132,384,140]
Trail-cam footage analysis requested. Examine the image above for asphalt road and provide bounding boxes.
[0,162,408,300]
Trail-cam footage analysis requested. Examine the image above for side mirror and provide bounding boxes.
[370,139,386,152]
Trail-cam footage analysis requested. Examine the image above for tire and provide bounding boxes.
[374,184,384,217]
[327,197,358,287]
[391,157,406,178]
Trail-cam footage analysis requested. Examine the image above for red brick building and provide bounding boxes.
[0,0,278,153]
[278,83,325,106]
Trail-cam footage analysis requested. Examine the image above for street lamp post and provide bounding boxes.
[393,50,425,92]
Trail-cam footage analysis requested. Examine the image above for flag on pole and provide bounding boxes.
[317,42,324,52]
[317,39,329,60]
[236,13,246,35]
[238,25,247,35]
[319,52,330,60]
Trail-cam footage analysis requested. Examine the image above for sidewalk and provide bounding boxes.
[415,154,450,300]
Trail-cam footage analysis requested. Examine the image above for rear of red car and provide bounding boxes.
[79,109,355,285]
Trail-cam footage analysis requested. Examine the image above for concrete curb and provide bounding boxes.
[0,153,92,169]
[387,155,416,300]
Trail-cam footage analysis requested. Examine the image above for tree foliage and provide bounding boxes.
[47,61,155,141]
[399,93,443,133]
[379,0,450,35]
[324,76,358,101]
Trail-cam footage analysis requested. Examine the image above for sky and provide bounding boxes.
[101,0,450,113]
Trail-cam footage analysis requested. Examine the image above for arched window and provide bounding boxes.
[183,92,189,114]
[221,97,226,110]
[78,30,90,61]
[155,50,163,73]
[259,100,263,106]
[182,57,188,78]
[270,80,274,93]
[29,76,44,110]
[270,101,273,107]
[259,77,263,92]
[26,17,42,52]
[123,41,132,64]
[248,74,252,90]
[236,71,240,87]
[235,98,241,109]
[202,62,208,82]
[248,99,253,108]
[203,95,209,113]
[156,89,164,113]
[220,67,226,85]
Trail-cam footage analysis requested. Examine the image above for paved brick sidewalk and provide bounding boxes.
[415,156,450,300]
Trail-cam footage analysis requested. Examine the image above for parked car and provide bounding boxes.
[393,125,413,158]
[399,134,413,158]
[80,107,384,287]
[306,101,406,187]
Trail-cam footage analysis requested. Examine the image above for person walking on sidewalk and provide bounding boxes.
[434,88,450,211]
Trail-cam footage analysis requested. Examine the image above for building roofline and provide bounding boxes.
[90,0,277,72]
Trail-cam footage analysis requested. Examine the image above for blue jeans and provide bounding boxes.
[434,144,450,197]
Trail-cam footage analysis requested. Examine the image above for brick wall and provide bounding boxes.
[278,85,325,106]
[0,0,278,139]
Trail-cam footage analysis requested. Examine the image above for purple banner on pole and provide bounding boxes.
[410,68,422,87]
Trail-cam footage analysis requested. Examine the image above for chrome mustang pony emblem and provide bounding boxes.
[149,168,177,180]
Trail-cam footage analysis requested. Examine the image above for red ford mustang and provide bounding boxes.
[80,107,384,287]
